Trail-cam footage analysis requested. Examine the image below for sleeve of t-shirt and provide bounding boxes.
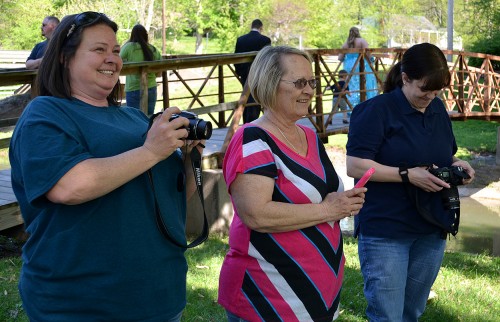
[12,98,92,206]
[26,43,41,61]
[346,99,386,160]
[223,126,278,192]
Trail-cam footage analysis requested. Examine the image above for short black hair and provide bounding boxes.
[251,19,263,29]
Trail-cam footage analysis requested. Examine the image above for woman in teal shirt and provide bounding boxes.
[120,24,161,115]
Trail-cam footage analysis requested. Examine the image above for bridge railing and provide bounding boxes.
[0,48,499,150]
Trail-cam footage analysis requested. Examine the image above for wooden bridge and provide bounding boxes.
[0,47,499,232]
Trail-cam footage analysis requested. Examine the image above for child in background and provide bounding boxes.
[327,69,350,124]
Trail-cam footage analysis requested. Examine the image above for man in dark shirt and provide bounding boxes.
[234,19,271,123]
[26,16,60,70]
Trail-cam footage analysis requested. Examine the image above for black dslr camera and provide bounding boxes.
[428,166,470,209]
[169,111,212,140]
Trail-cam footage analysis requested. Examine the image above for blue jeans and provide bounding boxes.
[358,232,446,322]
[226,310,249,322]
[126,87,157,115]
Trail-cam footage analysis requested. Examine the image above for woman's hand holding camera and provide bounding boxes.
[407,166,451,192]
[143,107,190,161]
[452,159,475,185]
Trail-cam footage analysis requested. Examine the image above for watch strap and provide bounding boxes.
[399,166,410,183]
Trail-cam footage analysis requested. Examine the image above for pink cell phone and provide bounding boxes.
[354,167,375,188]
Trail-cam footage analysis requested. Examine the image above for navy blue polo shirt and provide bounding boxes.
[26,40,48,61]
[346,87,457,238]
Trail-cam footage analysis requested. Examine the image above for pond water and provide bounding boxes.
[341,197,500,257]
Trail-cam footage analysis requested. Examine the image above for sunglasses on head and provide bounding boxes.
[280,78,317,89]
[66,11,105,39]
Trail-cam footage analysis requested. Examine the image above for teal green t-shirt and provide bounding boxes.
[120,42,162,92]
[10,97,188,321]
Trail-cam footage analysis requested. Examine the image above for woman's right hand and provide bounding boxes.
[408,166,451,192]
[143,107,190,161]
[321,187,367,220]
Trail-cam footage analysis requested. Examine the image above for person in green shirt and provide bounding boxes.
[120,24,161,115]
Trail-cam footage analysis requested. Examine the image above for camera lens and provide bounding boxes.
[189,119,212,140]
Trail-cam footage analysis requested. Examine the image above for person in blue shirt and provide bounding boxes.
[10,12,203,322]
[346,43,475,321]
[326,69,350,124]
[25,16,59,70]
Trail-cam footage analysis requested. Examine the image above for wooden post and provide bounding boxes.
[162,70,169,110]
[140,67,148,114]
[314,53,325,141]
[457,54,464,113]
[359,50,366,103]
[218,65,225,127]
[219,82,250,164]
[496,127,500,165]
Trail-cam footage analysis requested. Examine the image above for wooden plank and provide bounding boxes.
[0,204,22,231]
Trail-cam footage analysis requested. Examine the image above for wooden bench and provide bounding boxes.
[0,169,22,231]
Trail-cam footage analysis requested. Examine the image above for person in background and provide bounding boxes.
[10,12,203,321]
[120,24,162,115]
[326,69,350,124]
[218,45,367,321]
[234,19,271,123]
[338,26,377,106]
[25,16,60,70]
[346,42,475,321]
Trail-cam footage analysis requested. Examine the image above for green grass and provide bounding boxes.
[155,35,228,56]
[452,120,499,159]
[2,236,498,321]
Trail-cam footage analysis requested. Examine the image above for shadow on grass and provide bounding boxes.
[440,250,500,280]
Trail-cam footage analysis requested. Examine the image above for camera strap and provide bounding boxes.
[147,147,209,248]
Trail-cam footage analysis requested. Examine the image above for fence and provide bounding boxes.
[1,47,499,149]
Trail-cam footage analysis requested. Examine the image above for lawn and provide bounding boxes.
[2,235,498,321]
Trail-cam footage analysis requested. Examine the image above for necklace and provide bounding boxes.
[267,116,301,153]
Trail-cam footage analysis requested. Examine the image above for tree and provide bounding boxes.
[0,0,58,50]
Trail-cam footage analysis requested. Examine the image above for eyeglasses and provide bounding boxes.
[66,12,105,39]
[280,78,317,89]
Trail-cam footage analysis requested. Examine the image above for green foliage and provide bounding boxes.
[466,32,500,71]
[0,0,499,55]
[0,0,56,50]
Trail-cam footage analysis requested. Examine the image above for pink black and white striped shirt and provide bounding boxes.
[218,124,345,321]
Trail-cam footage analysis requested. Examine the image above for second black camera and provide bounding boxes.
[429,166,470,210]
[169,111,212,140]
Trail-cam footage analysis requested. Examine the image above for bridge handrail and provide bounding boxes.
[0,48,499,150]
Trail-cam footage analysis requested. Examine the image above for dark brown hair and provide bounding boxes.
[128,24,154,61]
[384,43,451,93]
[34,12,121,106]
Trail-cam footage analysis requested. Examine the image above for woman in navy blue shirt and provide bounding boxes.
[346,43,475,321]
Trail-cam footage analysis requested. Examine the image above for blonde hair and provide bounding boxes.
[347,27,361,48]
[247,46,312,110]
